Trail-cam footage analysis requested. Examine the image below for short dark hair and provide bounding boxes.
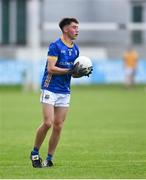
[59,17,79,31]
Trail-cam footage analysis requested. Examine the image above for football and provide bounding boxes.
[74,56,93,75]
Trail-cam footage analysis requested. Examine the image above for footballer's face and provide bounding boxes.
[65,22,79,40]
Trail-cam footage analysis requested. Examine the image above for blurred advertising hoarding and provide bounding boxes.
[0,59,146,86]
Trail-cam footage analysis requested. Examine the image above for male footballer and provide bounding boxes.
[123,47,138,88]
[30,17,92,168]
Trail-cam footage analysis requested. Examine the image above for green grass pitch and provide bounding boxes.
[0,85,146,178]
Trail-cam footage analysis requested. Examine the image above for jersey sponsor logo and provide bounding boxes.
[59,62,74,66]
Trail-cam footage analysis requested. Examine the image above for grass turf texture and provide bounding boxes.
[0,85,146,178]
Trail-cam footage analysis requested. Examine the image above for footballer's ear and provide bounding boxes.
[63,25,69,33]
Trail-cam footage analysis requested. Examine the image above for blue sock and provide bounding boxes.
[31,147,39,155]
[46,154,53,161]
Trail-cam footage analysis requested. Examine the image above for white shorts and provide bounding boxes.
[40,90,70,107]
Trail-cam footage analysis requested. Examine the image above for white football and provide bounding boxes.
[74,56,93,75]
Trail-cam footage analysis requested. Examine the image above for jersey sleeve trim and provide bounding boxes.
[48,56,58,61]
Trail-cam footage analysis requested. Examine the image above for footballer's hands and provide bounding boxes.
[68,62,93,78]
[68,62,86,75]
[72,69,86,78]
[73,66,93,78]
[68,62,80,75]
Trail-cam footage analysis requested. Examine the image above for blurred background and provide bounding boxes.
[0,0,146,90]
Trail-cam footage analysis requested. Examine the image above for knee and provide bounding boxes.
[43,121,52,129]
[43,119,52,130]
[53,122,63,133]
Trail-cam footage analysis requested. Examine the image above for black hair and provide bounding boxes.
[59,17,79,31]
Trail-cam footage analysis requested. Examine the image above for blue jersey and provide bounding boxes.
[41,38,79,94]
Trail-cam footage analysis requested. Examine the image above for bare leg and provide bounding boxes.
[48,107,68,155]
[34,104,54,149]
[131,70,135,86]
